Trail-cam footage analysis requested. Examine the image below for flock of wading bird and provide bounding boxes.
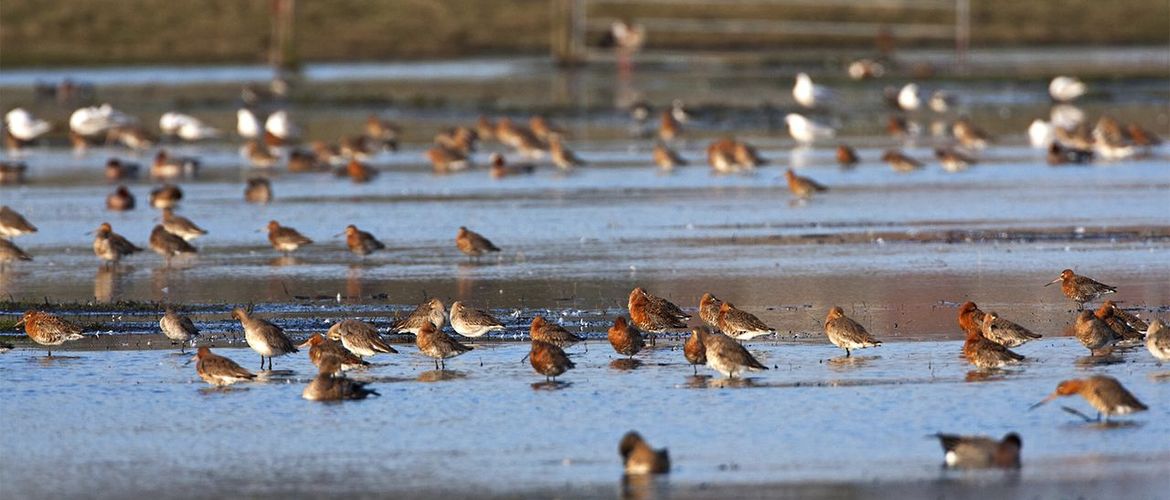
[0,74,1166,474]
[7,267,1169,471]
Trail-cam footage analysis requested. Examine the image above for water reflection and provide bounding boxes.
[197,386,252,396]
[94,265,133,302]
[531,380,572,391]
[269,255,302,267]
[964,369,1014,383]
[826,355,880,371]
[1075,354,1124,367]
[609,358,643,371]
[620,474,668,500]
[417,369,467,383]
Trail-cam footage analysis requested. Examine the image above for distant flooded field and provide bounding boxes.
[1,60,1168,498]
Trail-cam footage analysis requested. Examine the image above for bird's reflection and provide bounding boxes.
[94,264,133,302]
[531,380,572,391]
[268,255,301,267]
[418,369,467,383]
[826,355,880,371]
[620,473,667,500]
[610,358,643,371]
[1075,354,1124,368]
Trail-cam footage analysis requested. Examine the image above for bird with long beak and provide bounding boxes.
[15,311,85,357]
[1045,269,1116,309]
[1030,375,1147,423]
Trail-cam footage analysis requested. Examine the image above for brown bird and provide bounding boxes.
[1099,300,1148,333]
[449,301,505,338]
[958,302,1042,348]
[232,308,298,370]
[475,115,496,142]
[489,153,535,179]
[244,177,273,204]
[391,298,446,334]
[327,319,398,358]
[341,225,385,256]
[1074,310,1116,355]
[934,433,1021,469]
[244,140,278,168]
[456,226,500,259]
[365,114,401,151]
[0,161,28,185]
[836,144,859,167]
[695,327,767,378]
[1047,142,1093,166]
[627,287,689,340]
[620,431,670,474]
[684,327,708,374]
[426,145,470,173]
[148,184,183,209]
[150,224,197,265]
[824,306,882,356]
[733,142,767,169]
[93,222,143,266]
[104,158,141,181]
[266,220,313,254]
[706,138,740,173]
[951,117,991,150]
[717,302,774,340]
[881,149,924,172]
[0,238,32,267]
[784,168,828,199]
[14,311,85,356]
[934,147,977,173]
[652,142,687,170]
[106,185,135,211]
[658,110,681,142]
[297,333,368,373]
[159,307,199,353]
[1094,302,1144,346]
[149,149,198,179]
[549,135,585,169]
[608,316,644,358]
[0,205,38,238]
[161,208,207,241]
[1045,269,1116,309]
[529,315,583,347]
[192,347,256,387]
[302,360,380,401]
[698,293,723,329]
[962,312,1024,369]
[1031,375,1147,422]
[345,159,377,184]
[415,321,473,370]
[529,115,565,142]
[529,339,575,381]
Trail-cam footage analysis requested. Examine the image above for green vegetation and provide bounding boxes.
[1,0,1167,66]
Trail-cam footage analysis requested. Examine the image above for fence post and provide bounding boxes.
[955,0,970,73]
[551,0,586,66]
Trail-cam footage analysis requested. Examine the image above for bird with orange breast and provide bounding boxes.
[549,136,585,170]
[608,316,645,359]
[530,316,583,347]
[456,226,500,260]
[345,159,377,184]
[619,432,670,475]
[652,142,687,170]
[961,310,1024,369]
[266,220,313,255]
[1031,375,1147,423]
[192,347,255,387]
[784,168,828,200]
[683,327,707,374]
[716,302,774,340]
[14,311,85,357]
[416,322,473,370]
[658,110,681,142]
[836,145,859,167]
[628,287,689,343]
[92,222,142,266]
[340,224,384,256]
[489,153,535,179]
[823,306,881,357]
[1046,269,1116,310]
[529,339,575,382]
[106,186,135,211]
[302,359,379,401]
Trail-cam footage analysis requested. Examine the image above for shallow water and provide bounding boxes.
[1,339,1167,498]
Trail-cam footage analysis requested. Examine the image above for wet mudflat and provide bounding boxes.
[1,339,1167,499]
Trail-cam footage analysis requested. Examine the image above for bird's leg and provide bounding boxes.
[846,348,852,358]
[47,350,52,357]
[692,364,697,375]
[259,355,264,370]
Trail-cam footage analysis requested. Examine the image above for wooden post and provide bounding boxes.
[269,0,298,72]
[551,0,585,66]
[955,0,970,73]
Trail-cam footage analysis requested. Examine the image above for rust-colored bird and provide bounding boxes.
[1031,375,1147,422]
[161,208,207,241]
[427,145,470,173]
[1045,269,1116,309]
[784,168,828,199]
[934,433,1021,469]
[345,159,377,184]
[14,311,85,356]
[824,306,882,356]
[106,185,135,211]
[958,302,1042,348]
[694,327,767,378]
[684,327,707,374]
[628,287,689,340]
[327,319,398,358]
[266,220,312,254]
[149,224,197,265]
[244,177,273,204]
[232,307,297,370]
[391,298,446,334]
[148,184,183,209]
[302,359,379,401]
[415,321,472,370]
[489,153,535,179]
[105,158,140,181]
[160,307,199,353]
[698,293,723,329]
[530,315,583,347]
[93,222,142,266]
[934,147,977,173]
[1094,302,1143,346]
[620,431,670,474]
[1099,300,1147,333]
[836,144,859,167]
[0,205,38,238]
[192,346,256,387]
[962,312,1024,369]
[1047,142,1093,166]
[658,110,681,142]
[341,225,384,256]
[529,339,575,381]
[717,302,774,340]
[652,142,687,170]
[456,226,500,259]
[549,135,585,170]
[607,316,644,358]
[952,117,991,150]
[297,333,368,373]
[1074,310,1116,355]
[528,115,565,142]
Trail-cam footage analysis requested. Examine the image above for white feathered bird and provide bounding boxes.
[69,104,134,137]
[4,108,52,141]
[1049,76,1086,102]
[897,84,921,111]
[160,112,219,141]
[1028,119,1055,149]
[785,113,836,144]
[793,73,833,109]
[237,109,261,139]
[264,110,299,140]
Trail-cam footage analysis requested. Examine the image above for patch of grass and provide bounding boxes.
[0,0,1166,67]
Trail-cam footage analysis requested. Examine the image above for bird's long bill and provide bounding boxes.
[13,317,26,327]
[331,232,344,238]
[184,354,197,366]
[296,339,312,349]
[1043,277,1061,287]
[1029,393,1058,410]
